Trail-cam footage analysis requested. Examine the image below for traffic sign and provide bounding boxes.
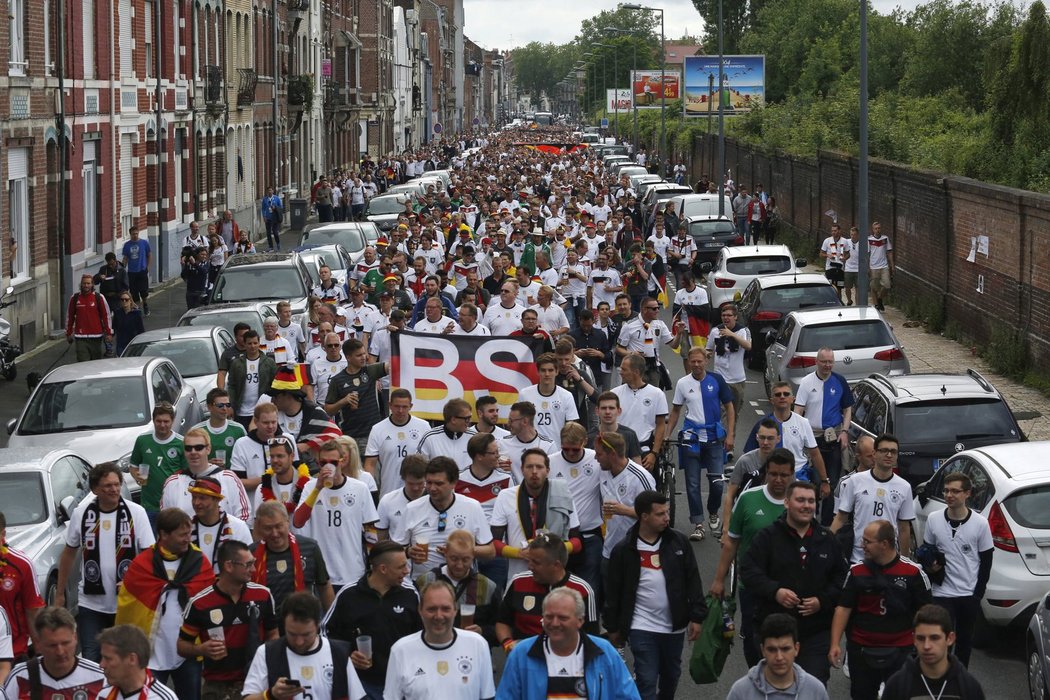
[433,122,443,134]
[472,117,480,126]
[600,118,609,128]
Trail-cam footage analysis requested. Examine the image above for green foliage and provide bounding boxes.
[691,0,769,54]
[982,324,1029,379]
[577,7,659,49]
[287,74,314,113]
[513,42,579,105]
[989,1,1050,145]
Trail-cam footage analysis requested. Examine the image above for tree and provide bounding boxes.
[989,0,1050,144]
[692,0,770,55]
[576,6,658,50]
[512,42,579,105]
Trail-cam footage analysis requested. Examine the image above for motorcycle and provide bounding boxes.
[0,285,21,380]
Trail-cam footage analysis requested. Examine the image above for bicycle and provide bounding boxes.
[654,438,681,527]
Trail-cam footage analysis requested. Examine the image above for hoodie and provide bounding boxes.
[725,661,830,700]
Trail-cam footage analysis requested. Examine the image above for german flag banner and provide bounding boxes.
[392,330,545,422]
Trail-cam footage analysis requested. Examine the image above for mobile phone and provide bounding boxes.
[285,679,302,688]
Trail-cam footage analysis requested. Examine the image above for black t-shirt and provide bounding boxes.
[218,344,243,373]
[901,667,966,700]
[325,364,388,438]
[250,536,329,627]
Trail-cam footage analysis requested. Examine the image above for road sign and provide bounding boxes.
[600,118,609,128]
[433,122,443,134]
[472,117,480,126]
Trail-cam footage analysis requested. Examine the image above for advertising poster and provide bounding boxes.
[683,55,765,116]
[630,70,681,109]
[606,89,633,113]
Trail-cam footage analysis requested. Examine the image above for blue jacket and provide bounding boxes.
[496,634,640,700]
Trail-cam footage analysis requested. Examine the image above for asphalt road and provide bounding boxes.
[0,265,1029,698]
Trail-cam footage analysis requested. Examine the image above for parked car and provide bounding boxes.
[364,194,410,233]
[1027,584,1050,697]
[763,306,910,395]
[629,173,662,193]
[736,273,843,369]
[209,252,313,320]
[611,164,647,180]
[300,221,382,264]
[686,217,742,267]
[847,371,1024,487]
[177,301,278,336]
[0,447,135,604]
[913,442,1050,629]
[6,357,202,491]
[603,155,630,169]
[641,183,693,225]
[700,244,804,317]
[669,193,735,221]
[122,325,235,401]
[295,244,355,290]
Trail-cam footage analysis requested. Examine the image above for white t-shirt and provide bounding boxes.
[365,416,433,496]
[483,302,525,336]
[770,411,819,469]
[310,356,348,409]
[647,234,671,263]
[192,514,253,572]
[499,433,556,484]
[588,268,622,308]
[821,236,850,269]
[238,358,262,416]
[868,235,893,269]
[262,335,295,365]
[560,263,590,300]
[611,383,669,444]
[549,448,603,531]
[707,326,752,384]
[600,461,656,558]
[413,316,455,334]
[393,494,493,575]
[837,469,915,563]
[843,238,861,272]
[923,508,993,598]
[417,427,477,470]
[490,484,581,580]
[674,285,709,310]
[243,637,366,700]
[230,435,301,485]
[153,559,188,670]
[160,468,251,522]
[277,320,307,350]
[384,629,495,700]
[64,496,155,614]
[376,487,416,534]
[617,318,674,358]
[517,385,580,448]
[529,303,570,335]
[632,537,675,633]
[293,476,378,586]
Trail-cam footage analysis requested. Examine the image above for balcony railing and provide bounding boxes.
[205,65,223,105]
[237,68,257,107]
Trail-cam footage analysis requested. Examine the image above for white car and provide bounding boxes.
[913,442,1050,627]
[0,448,133,604]
[699,244,805,318]
[122,325,235,401]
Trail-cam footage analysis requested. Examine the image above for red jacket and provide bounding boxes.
[747,199,767,222]
[67,291,113,338]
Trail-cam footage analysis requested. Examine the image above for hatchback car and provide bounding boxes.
[1028,588,1050,698]
[122,325,235,401]
[641,183,693,224]
[177,301,278,336]
[0,448,134,604]
[847,371,1024,487]
[6,356,202,470]
[686,217,742,267]
[209,253,313,320]
[763,306,909,395]
[670,193,735,221]
[700,244,805,316]
[364,194,410,233]
[300,221,382,264]
[913,442,1050,628]
[736,273,843,369]
[296,244,355,290]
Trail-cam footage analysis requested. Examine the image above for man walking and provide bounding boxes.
[726,614,830,700]
[261,187,283,251]
[97,625,178,700]
[65,273,113,361]
[883,604,986,699]
[1,607,106,699]
[604,491,706,700]
[122,225,152,315]
[250,502,335,616]
[867,221,893,311]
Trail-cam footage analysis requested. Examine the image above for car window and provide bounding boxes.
[775,317,796,346]
[738,281,760,313]
[0,472,47,525]
[125,338,219,377]
[725,256,792,276]
[158,362,184,398]
[895,399,1020,444]
[852,385,872,427]
[51,457,89,506]
[151,367,177,405]
[687,220,737,237]
[19,377,149,434]
[1004,484,1050,529]
[797,320,894,352]
[922,463,950,504]
[961,461,994,511]
[758,286,842,313]
[212,266,308,302]
[865,394,888,434]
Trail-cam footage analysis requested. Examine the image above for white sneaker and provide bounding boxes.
[690,524,706,541]
[708,514,723,532]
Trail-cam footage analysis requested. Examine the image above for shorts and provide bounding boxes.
[844,271,858,289]
[870,266,892,292]
[824,265,844,287]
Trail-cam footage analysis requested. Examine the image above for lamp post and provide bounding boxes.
[583,52,596,120]
[596,42,618,140]
[623,3,665,176]
[718,0,726,216]
[857,0,870,305]
[605,27,638,146]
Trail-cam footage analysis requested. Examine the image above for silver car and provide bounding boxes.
[0,447,134,604]
[763,306,910,394]
[1028,584,1050,698]
[6,357,203,478]
[301,221,382,266]
[122,325,235,401]
[177,300,278,336]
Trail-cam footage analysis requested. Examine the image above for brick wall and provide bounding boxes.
[693,134,1050,366]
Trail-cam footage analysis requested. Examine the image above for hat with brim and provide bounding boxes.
[188,476,223,499]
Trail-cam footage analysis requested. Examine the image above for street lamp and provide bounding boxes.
[595,42,618,140]
[606,27,638,151]
[623,3,665,176]
[583,52,596,118]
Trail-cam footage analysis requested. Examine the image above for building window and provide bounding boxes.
[83,0,96,79]
[44,0,52,75]
[83,141,98,254]
[144,2,153,79]
[9,0,25,75]
[7,148,30,280]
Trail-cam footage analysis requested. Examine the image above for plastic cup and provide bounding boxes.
[357,635,373,660]
[215,449,226,463]
[207,627,225,642]
[138,464,150,480]
[416,534,430,558]
[460,604,476,627]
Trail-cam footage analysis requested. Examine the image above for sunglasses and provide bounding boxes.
[324,343,342,348]
[437,511,448,533]
[773,392,792,398]
[184,444,209,452]
[212,402,231,409]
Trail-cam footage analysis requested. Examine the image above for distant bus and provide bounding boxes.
[534,112,554,125]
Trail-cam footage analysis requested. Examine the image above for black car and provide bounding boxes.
[737,273,843,369]
[688,217,743,268]
[847,371,1025,488]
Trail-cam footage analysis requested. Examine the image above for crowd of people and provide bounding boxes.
[35,123,990,700]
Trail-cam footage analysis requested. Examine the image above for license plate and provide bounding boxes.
[703,241,722,248]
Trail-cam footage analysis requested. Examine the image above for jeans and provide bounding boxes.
[680,441,724,524]
[738,587,760,668]
[317,203,334,222]
[569,531,604,599]
[265,217,281,250]
[628,630,685,700]
[817,435,843,526]
[934,594,980,667]
[845,641,908,700]
[478,558,508,594]
[797,631,831,685]
[76,607,115,662]
[152,659,202,700]
[360,680,384,700]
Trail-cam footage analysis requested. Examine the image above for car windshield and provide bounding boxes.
[1005,484,1050,530]
[300,251,349,274]
[181,310,266,335]
[212,267,307,302]
[797,320,894,352]
[759,285,842,312]
[124,338,218,377]
[19,377,149,434]
[366,197,406,215]
[0,472,47,526]
[725,256,792,276]
[894,399,1018,444]
[688,220,737,236]
[302,226,367,253]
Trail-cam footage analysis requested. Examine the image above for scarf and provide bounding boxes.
[516,481,549,541]
[192,512,231,565]
[259,464,311,515]
[81,497,136,595]
[103,670,155,700]
[253,535,306,592]
[115,545,213,643]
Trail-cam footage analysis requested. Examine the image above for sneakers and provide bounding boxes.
[690,524,706,541]
[708,514,722,532]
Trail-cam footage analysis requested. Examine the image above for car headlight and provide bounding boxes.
[116,453,133,473]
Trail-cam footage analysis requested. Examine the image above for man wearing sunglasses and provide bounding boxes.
[194,387,247,472]
[160,427,251,523]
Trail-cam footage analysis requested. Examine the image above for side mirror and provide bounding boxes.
[764,329,778,345]
[915,481,929,508]
[58,496,76,523]
[795,258,808,268]
[699,262,712,274]
[5,418,15,436]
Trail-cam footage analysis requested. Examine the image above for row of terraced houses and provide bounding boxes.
[0,0,514,348]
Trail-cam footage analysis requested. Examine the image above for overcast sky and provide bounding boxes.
[463,0,924,50]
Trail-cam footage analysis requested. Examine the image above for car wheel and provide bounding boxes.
[45,574,58,607]
[1030,637,1049,700]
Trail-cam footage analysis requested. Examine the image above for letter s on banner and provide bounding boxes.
[393,332,465,418]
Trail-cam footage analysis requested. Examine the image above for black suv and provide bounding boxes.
[846,371,1025,488]
[209,253,314,320]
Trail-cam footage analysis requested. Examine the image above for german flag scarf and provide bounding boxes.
[115,545,214,645]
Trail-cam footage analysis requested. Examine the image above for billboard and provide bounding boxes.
[630,70,681,109]
[683,55,765,116]
[606,89,632,113]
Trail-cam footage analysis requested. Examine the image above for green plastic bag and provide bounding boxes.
[689,594,737,684]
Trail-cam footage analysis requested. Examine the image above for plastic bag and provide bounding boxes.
[689,594,736,684]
